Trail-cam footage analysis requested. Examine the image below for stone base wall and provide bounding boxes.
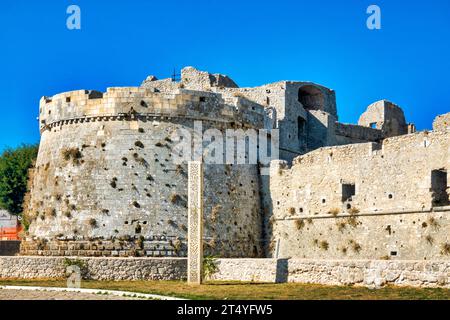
[1,257,448,288]
[20,239,187,258]
[19,239,257,258]
[0,256,186,281]
[211,259,450,288]
[0,241,20,256]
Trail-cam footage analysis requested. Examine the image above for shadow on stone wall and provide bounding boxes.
[275,258,289,283]
[0,241,20,256]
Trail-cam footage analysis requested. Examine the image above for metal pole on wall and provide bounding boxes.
[187,161,204,285]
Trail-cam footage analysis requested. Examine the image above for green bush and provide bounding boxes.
[202,256,218,279]
[0,144,38,215]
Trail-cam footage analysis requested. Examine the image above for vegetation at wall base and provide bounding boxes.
[0,279,448,300]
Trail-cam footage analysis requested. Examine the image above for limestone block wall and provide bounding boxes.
[268,130,450,260]
[0,256,186,281]
[272,210,450,261]
[358,100,408,137]
[211,259,450,288]
[23,87,264,258]
[1,257,448,288]
[335,122,383,145]
[39,87,264,132]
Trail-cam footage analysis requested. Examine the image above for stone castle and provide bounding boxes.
[20,67,450,262]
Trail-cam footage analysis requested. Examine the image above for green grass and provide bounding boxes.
[0,279,449,300]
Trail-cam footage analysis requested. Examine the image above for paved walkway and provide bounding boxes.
[0,286,184,300]
[0,288,137,300]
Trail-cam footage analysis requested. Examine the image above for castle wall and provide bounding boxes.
[1,256,448,288]
[269,130,450,260]
[335,122,383,145]
[358,100,408,137]
[23,87,264,258]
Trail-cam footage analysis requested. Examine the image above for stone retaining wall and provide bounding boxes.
[0,257,448,288]
[0,256,186,281]
[211,259,450,288]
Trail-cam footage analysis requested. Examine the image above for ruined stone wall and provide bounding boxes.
[269,130,450,260]
[23,87,264,258]
[433,112,450,132]
[358,100,408,137]
[335,122,383,145]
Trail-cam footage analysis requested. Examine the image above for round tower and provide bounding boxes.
[21,86,263,258]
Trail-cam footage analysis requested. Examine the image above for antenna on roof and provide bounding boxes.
[171,68,181,82]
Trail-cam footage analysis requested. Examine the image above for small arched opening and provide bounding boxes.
[298,85,325,111]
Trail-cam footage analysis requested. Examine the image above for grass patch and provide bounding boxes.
[0,279,448,300]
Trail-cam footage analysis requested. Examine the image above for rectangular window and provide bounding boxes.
[342,183,356,202]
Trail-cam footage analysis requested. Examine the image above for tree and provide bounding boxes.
[0,144,38,215]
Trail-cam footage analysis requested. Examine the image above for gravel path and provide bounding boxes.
[0,288,139,300]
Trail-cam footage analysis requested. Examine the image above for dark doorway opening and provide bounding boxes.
[431,169,449,206]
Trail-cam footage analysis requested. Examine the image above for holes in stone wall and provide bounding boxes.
[135,224,142,234]
[385,225,392,235]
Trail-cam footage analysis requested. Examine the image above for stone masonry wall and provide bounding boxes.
[211,259,450,288]
[269,130,450,260]
[1,257,448,288]
[0,256,186,280]
[24,85,264,258]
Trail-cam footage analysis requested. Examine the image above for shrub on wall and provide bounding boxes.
[202,256,218,279]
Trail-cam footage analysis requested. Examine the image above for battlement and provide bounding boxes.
[290,127,449,169]
[39,87,265,132]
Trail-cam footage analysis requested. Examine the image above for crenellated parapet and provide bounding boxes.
[39,87,265,133]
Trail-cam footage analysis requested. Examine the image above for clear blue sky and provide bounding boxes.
[1,0,450,151]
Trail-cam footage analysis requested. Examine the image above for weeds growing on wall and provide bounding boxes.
[202,256,218,279]
[295,219,305,230]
